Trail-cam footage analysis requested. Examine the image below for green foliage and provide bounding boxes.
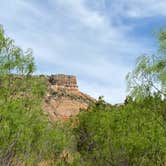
[126,54,166,102]
[75,98,166,166]
[0,99,70,165]
[74,28,166,166]
[0,25,36,76]
[0,25,70,165]
[126,29,166,102]
[1,23,166,166]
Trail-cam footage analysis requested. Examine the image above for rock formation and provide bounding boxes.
[49,74,78,89]
[43,74,95,120]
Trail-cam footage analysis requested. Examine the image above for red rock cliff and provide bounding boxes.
[43,74,95,121]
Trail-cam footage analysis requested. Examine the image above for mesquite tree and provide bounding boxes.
[0,25,36,101]
[126,30,166,101]
[0,25,70,166]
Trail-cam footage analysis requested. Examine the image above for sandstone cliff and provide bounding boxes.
[43,74,95,120]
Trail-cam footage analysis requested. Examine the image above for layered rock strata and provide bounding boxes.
[43,74,95,120]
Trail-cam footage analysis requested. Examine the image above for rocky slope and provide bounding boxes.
[43,74,95,120]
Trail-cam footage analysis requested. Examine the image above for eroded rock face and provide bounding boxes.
[43,74,95,121]
[49,74,78,89]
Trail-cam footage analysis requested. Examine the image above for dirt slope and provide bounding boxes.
[43,75,95,120]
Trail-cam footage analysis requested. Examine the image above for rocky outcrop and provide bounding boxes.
[43,74,95,120]
[49,74,78,89]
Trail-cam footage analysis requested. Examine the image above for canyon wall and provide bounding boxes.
[43,74,95,120]
[49,74,78,89]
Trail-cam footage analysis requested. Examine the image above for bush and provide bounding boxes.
[0,25,71,165]
[75,99,166,166]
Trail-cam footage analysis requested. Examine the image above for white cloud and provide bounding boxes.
[0,0,158,103]
[110,0,166,18]
[56,0,107,28]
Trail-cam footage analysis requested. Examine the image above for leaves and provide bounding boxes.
[0,25,70,165]
[75,98,166,165]
[126,51,166,101]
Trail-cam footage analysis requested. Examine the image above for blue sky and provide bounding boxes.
[0,0,165,104]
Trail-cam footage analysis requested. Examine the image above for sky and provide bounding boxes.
[0,0,166,104]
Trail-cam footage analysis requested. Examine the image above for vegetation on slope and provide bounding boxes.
[0,24,166,166]
[0,25,72,165]
[75,97,166,166]
[74,28,166,165]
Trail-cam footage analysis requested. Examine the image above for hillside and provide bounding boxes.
[1,21,166,166]
[43,74,95,120]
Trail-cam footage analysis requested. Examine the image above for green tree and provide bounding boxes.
[75,100,166,166]
[74,28,166,165]
[126,29,166,101]
[0,25,70,165]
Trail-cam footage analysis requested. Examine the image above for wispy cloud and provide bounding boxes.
[108,0,166,18]
[0,0,163,103]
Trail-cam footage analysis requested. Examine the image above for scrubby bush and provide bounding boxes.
[0,25,70,165]
[74,28,166,166]
[74,98,166,166]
